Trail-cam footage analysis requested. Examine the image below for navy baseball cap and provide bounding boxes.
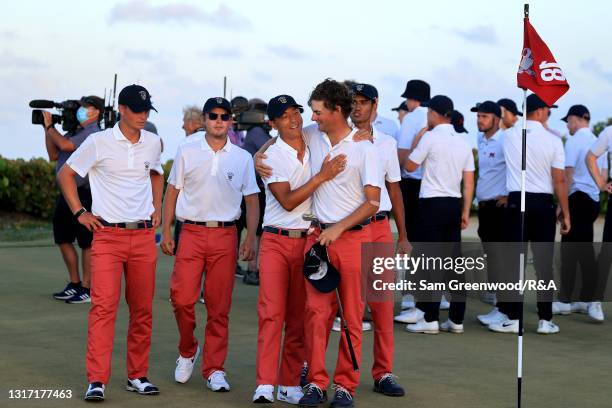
[203,97,231,114]
[562,104,590,122]
[352,83,378,101]
[497,98,523,116]
[401,80,430,102]
[392,101,408,112]
[470,100,501,117]
[303,243,340,293]
[451,110,468,133]
[118,84,157,113]
[424,95,453,117]
[526,94,558,113]
[267,95,303,121]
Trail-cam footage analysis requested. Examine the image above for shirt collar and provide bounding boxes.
[201,134,232,152]
[527,120,545,131]
[432,123,454,133]
[113,122,145,144]
[479,129,503,142]
[81,122,100,133]
[573,127,591,137]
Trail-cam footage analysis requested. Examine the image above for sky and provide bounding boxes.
[1,0,611,161]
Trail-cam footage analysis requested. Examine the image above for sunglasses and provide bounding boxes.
[208,112,231,121]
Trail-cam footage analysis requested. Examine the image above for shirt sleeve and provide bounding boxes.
[383,138,402,182]
[360,143,382,188]
[242,155,261,196]
[552,138,565,170]
[408,131,431,165]
[464,149,476,171]
[150,137,164,175]
[262,148,290,185]
[66,135,98,177]
[168,147,186,189]
[590,127,611,157]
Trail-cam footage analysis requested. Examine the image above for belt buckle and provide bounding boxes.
[125,222,139,230]
[288,230,302,238]
[206,221,219,228]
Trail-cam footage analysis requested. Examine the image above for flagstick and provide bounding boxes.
[517,8,529,408]
[517,87,527,408]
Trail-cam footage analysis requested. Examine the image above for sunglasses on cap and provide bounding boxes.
[208,112,231,121]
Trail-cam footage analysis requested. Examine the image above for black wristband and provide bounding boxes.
[46,124,54,131]
[73,207,87,219]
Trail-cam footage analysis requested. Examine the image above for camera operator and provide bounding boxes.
[45,95,104,304]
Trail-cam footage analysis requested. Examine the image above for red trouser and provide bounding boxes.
[256,231,307,386]
[304,227,369,394]
[366,217,395,380]
[170,224,237,378]
[86,227,157,383]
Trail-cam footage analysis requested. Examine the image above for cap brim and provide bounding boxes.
[516,111,523,116]
[130,104,157,113]
[561,115,569,122]
[469,106,479,113]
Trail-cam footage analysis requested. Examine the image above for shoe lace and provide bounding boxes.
[303,383,322,398]
[332,384,353,400]
[209,370,226,381]
[379,373,398,384]
[176,355,192,368]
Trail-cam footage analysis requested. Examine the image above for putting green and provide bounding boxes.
[1,246,610,407]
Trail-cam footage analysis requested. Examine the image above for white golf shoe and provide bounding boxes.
[588,301,605,322]
[277,385,304,404]
[537,319,560,334]
[477,307,508,326]
[394,307,424,324]
[439,295,450,310]
[440,319,464,334]
[571,302,588,314]
[488,318,519,334]
[401,294,415,310]
[552,301,571,315]
[207,370,230,392]
[175,346,200,383]
[252,384,274,403]
[406,319,439,334]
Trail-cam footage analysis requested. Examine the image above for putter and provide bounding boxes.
[302,213,359,371]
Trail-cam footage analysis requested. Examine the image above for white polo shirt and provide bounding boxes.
[589,125,612,178]
[503,120,565,194]
[566,127,607,202]
[373,114,399,142]
[262,136,312,229]
[476,129,507,201]
[373,129,402,211]
[66,124,163,223]
[409,123,475,198]
[397,106,427,179]
[303,124,381,224]
[168,136,260,222]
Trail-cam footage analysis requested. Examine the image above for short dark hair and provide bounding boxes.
[308,78,353,119]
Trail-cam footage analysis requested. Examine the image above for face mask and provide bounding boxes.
[76,107,90,124]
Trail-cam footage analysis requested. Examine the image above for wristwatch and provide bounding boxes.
[73,207,87,219]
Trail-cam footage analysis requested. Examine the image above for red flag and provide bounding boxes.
[517,17,569,105]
